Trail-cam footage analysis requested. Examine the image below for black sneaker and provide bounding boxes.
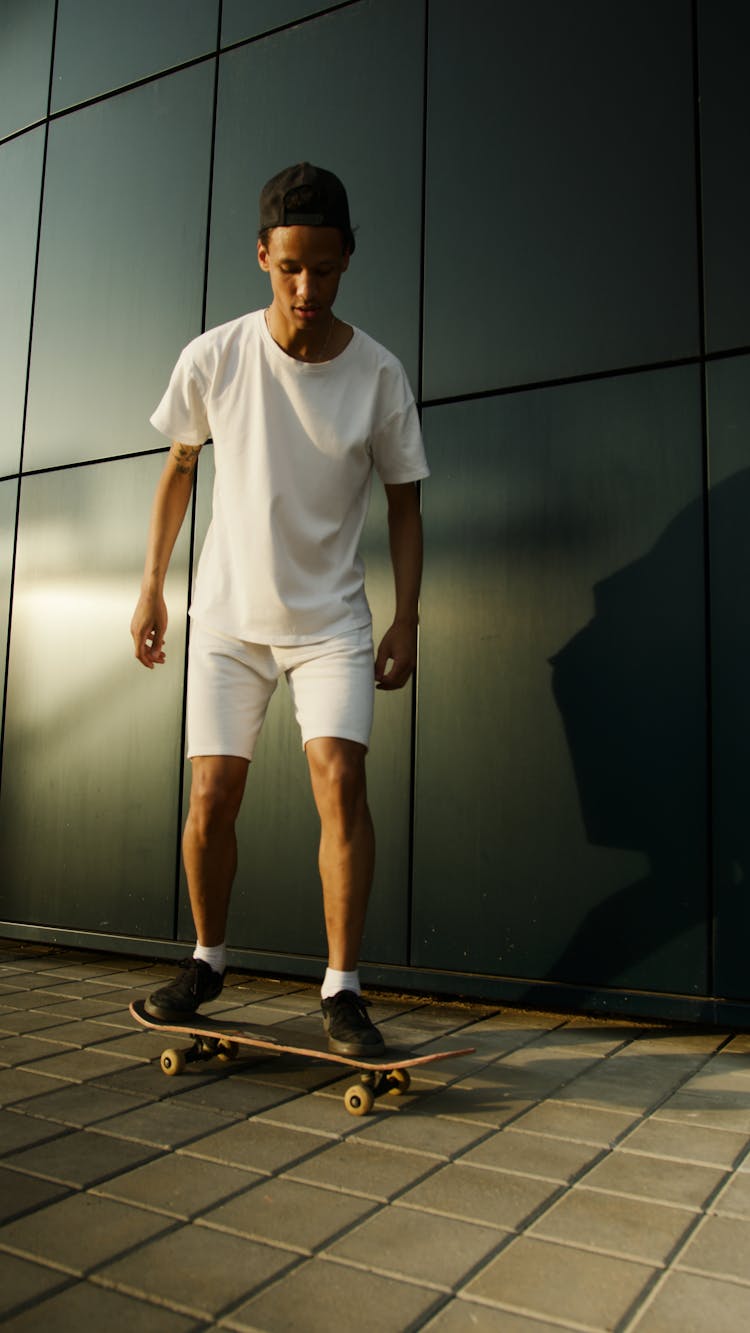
[321,990,385,1056]
[144,957,224,1021]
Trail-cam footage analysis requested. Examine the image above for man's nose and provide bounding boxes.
[297,270,316,301]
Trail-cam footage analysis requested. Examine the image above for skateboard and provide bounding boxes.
[129,998,475,1116]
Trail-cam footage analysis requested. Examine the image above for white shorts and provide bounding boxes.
[186,622,375,760]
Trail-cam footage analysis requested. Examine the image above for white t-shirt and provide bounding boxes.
[150,309,429,645]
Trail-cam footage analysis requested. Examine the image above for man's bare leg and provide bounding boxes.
[182,754,250,946]
[144,754,249,1019]
[305,737,382,1053]
[305,737,374,970]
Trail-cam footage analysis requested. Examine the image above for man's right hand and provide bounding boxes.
[130,440,201,669]
[131,591,168,669]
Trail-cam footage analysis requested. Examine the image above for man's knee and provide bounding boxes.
[188,757,248,836]
[307,740,368,822]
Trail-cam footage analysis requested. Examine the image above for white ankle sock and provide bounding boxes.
[193,943,226,975]
[321,968,360,999]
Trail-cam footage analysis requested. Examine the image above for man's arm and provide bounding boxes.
[374,481,424,691]
[130,442,202,669]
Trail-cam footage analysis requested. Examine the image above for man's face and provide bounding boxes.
[257,226,350,332]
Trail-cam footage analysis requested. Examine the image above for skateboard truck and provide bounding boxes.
[159,1035,239,1076]
[344,1067,411,1115]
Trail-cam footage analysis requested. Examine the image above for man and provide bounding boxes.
[130,163,428,1056]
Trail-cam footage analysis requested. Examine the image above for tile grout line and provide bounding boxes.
[616,1120,750,1331]
[382,1031,749,1325]
[2,1274,87,1328]
[430,1289,606,1333]
[3,942,750,1331]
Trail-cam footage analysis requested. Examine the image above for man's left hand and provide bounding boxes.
[374,621,418,690]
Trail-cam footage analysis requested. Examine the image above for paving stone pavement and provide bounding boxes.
[1,939,749,1331]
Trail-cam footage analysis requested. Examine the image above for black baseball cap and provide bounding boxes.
[258,162,355,253]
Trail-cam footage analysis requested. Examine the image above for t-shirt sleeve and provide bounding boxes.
[149,345,211,445]
[370,365,430,485]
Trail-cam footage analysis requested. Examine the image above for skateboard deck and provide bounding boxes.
[129,998,475,1115]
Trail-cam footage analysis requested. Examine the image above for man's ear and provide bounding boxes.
[257,236,270,271]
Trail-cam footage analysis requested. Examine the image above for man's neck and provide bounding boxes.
[265,305,338,363]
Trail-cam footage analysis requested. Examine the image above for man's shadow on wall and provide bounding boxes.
[528,467,750,999]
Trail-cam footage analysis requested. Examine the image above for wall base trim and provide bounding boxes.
[2,921,748,1028]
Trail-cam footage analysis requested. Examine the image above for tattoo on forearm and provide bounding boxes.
[170,443,200,475]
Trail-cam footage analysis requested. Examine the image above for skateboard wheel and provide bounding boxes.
[344,1083,374,1117]
[386,1068,411,1096]
[217,1039,238,1062]
[160,1047,186,1076]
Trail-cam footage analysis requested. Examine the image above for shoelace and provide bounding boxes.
[328,991,371,1022]
[178,957,208,996]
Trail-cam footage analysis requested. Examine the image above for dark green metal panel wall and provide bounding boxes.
[0,0,748,1020]
[24,63,214,470]
[423,0,700,398]
[699,2,750,351]
[415,368,707,994]
[0,458,191,935]
[708,354,750,1000]
[0,126,44,476]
